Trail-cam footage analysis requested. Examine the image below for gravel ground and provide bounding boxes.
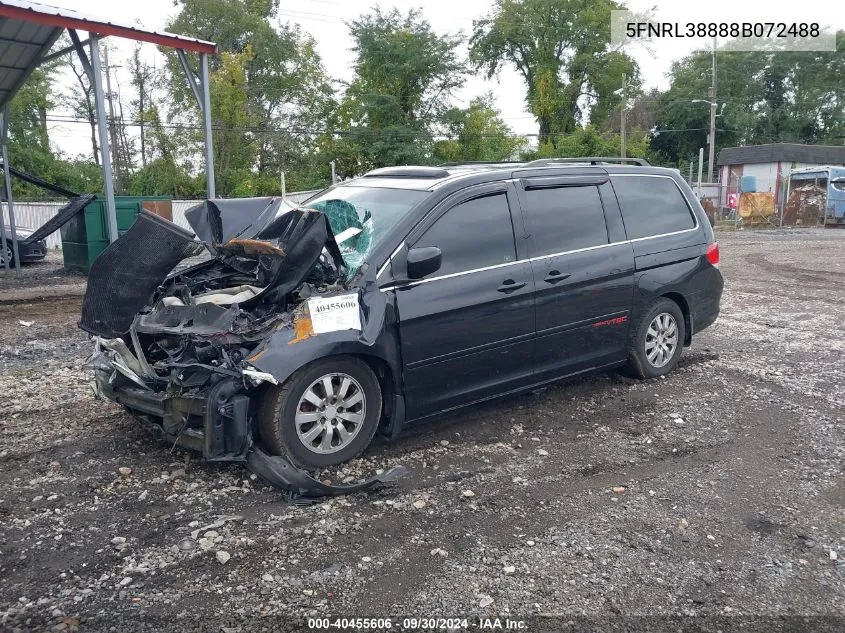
[1,228,843,632]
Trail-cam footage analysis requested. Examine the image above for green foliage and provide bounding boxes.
[470,0,639,145]
[127,158,203,198]
[4,1,843,204]
[333,7,466,172]
[523,125,648,160]
[165,0,335,196]
[652,31,845,166]
[433,94,523,163]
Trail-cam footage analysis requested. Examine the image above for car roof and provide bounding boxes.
[339,161,683,192]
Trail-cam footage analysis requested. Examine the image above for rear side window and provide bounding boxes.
[522,185,609,255]
[414,193,516,276]
[611,176,696,239]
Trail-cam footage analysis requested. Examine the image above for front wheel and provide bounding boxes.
[257,356,382,468]
[623,298,685,379]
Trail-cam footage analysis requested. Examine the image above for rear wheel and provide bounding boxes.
[623,298,685,379]
[257,356,382,468]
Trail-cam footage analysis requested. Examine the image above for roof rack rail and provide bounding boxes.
[523,157,650,167]
[436,160,525,167]
[363,166,450,178]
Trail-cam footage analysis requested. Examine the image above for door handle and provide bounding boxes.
[544,270,571,284]
[497,279,526,293]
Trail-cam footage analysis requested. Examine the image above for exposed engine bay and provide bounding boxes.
[80,198,405,498]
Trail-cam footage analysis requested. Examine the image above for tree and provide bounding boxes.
[651,32,845,166]
[165,0,335,195]
[209,47,259,195]
[335,7,466,171]
[128,43,157,168]
[6,68,56,198]
[470,0,639,146]
[524,125,648,161]
[433,94,524,163]
[6,64,103,199]
[128,158,202,198]
[65,53,99,165]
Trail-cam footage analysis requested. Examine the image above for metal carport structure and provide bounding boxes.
[0,0,217,276]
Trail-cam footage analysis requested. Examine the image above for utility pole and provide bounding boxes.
[103,45,121,194]
[707,36,717,183]
[620,73,627,159]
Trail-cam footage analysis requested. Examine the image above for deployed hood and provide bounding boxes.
[80,201,346,339]
[186,197,301,250]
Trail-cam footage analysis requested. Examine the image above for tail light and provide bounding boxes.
[706,242,719,268]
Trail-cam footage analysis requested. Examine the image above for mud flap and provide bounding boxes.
[246,447,407,499]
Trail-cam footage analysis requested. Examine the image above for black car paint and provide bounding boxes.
[86,164,722,479]
[244,166,719,434]
[2,226,48,263]
[264,165,722,436]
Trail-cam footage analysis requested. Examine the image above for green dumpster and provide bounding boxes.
[61,196,172,273]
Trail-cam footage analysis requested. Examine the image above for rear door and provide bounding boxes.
[516,175,635,379]
[393,183,535,419]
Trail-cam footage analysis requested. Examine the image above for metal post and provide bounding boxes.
[707,36,717,183]
[620,73,627,159]
[697,147,704,199]
[200,53,215,199]
[330,160,337,184]
[90,36,118,243]
[1,105,20,275]
[782,174,790,228]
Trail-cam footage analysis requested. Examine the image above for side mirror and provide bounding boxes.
[406,246,442,280]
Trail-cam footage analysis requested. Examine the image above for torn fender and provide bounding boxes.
[246,265,400,387]
[247,448,407,498]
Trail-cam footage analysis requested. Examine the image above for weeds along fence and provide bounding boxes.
[1,190,321,250]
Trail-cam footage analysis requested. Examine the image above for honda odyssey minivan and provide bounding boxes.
[82,158,723,474]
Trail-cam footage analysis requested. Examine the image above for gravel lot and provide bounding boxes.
[1,228,843,632]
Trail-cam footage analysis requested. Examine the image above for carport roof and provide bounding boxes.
[0,0,216,110]
[717,143,845,166]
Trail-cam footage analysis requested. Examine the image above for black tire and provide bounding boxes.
[257,356,382,468]
[1,241,14,267]
[623,298,686,380]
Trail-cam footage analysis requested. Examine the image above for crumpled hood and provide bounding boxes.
[185,197,301,250]
[80,201,346,339]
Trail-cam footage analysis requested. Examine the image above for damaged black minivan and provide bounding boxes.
[82,159,722,476]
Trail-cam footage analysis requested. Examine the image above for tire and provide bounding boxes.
[623,298,686,380]
[257,356,382,468]
[1,241,13,267]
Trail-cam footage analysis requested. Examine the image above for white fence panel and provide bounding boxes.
[2,190,322,250]
[2,202,65,249]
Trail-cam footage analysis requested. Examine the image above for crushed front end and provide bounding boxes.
[81,200,346,462]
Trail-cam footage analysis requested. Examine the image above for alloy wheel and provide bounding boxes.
[294,372,367,454]
[645,312,678,368]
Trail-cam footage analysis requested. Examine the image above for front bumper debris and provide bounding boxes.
[87,343,406,499]
[247,448,407,498]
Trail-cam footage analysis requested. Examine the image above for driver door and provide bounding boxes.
[392,183,535,420]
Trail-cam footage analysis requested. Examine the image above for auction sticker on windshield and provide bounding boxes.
[308,294,362,334]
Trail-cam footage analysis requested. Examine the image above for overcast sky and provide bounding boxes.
[42,0,843,159]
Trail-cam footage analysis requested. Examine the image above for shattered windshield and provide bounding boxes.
[306,186,428,274]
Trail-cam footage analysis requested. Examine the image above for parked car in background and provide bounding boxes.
[1,225,47,266]
[82,158,723,472]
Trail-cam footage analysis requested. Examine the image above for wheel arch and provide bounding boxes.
[660,291,692,346]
